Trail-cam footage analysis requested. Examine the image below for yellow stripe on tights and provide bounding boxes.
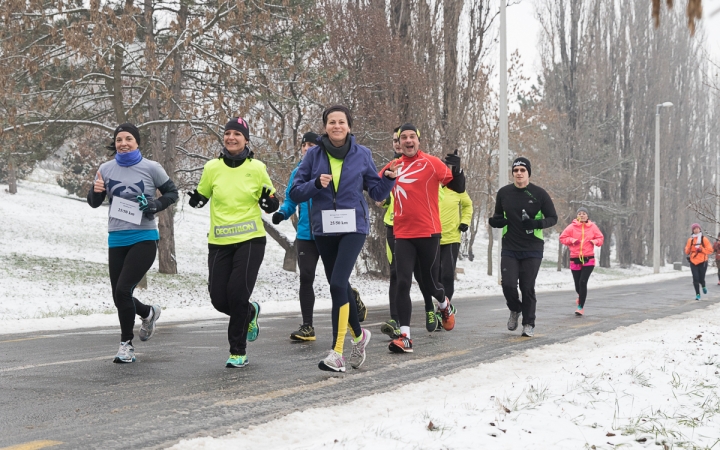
[333,303,350,353]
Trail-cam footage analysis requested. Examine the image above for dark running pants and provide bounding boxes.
[108,240,155,343]
[296,239,320,326]
[501,255,542,327]
[386,226,433,322]
[314,233,365,353]
[395,236,445,328]
[440,242,460,300]
[571,265,595,308]
[690,261,708,295]
[208,237,265,356]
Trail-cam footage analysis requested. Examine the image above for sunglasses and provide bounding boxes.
[512,167,527,173]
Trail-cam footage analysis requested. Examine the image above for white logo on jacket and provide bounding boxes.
[393,160,429,216]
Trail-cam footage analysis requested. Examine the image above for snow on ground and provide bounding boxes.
[0,174,690,334]
[173,304,720,450]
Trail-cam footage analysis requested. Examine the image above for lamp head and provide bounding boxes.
[662,102,673,107]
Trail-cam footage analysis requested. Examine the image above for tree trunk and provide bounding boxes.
[557,239,563,271]
[262,216,297,272]
[7,155,17,194]
[599,221,612,268]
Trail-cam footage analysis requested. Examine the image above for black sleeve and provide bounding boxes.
[155,178,179,212]
[537,188,558,229]
[87,188,106,208]
[444,168,465,193]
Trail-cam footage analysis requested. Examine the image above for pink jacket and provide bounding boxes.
[559,220,605,260]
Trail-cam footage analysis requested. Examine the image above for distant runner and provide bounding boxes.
[684,223,713,301]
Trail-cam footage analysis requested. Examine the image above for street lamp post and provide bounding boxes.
[497,0,508,284]
[654,102,673,274]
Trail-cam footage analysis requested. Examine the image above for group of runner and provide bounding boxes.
[90,105,617,371]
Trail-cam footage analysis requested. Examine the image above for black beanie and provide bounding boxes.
[397,123,420,139]
[301,132,319,145]
[512,157,531,177]
[322,105,353,128]
[114,123,141,145]
[225,117,250,141]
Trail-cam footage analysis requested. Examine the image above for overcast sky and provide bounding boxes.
[505,0,720,83]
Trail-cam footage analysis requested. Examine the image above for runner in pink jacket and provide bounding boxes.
[559,207,604,316]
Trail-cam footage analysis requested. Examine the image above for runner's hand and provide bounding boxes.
[488,215,507,228]
[187,189,208,208]
[272,212,284,225]
[458,223,469,232]
[93,171,105,193]
[315,174,332,189]
[259,186,279,213]
[384,160,402,179]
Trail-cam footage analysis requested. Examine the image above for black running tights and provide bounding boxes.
[208,237,265,355]
[439,243,460,300]
[108,240,155,343]
[394,236,444,328]
[571,265,595,308]
[690,261,708,295]
[501,255,542,327]
[296,239,320,326]
[386,226,433,322]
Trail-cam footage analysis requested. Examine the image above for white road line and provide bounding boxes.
[0,355,112,373]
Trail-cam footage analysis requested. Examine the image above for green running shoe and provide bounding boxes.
[226,354,248,368]
[425,310,439,332]
[247,302,260,342]
[380,319,401,339]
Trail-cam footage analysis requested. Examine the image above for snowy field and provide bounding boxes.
[1,172,718,449]
[0,171,687,335]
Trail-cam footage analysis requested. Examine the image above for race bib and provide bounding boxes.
[321,209,356,233]
[109,197,142,225]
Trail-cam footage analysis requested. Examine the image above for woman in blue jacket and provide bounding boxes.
[291,105,399,372]
[273,132,368,341]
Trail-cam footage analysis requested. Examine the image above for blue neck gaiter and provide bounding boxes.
[115,149,143,167]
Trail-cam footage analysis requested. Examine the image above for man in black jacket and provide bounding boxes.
[488,157,557,337]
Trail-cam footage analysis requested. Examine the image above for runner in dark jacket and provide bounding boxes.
[488,157,557,338]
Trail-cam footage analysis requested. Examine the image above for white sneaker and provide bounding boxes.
[521,325,534,337]
[349,329,371,369]
[113,341,135,363]
[139,305,161,342]
[318,350,346,372]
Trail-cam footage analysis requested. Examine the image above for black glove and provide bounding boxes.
[488,216,508,228]
[259,186,279,213]
[444,150,461,168]
[458,223,469,232]
[187,189,208,208]
[314,177,324,189]
[522,218,539,231]
[272,212,285,225]
[136,194,161,214]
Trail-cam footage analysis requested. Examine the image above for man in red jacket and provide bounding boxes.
[379,123,465,353]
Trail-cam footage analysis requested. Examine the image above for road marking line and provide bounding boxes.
[0,336,51,344]
[0,440,63,450]
[490,308,506,311]
[0,356,109,373]
[570,322,599,329]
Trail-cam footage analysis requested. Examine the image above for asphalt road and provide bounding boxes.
[1,276,717,449]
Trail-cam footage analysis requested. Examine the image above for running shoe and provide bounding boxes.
[388,333,413,353]
[425,310,439,332]
[575,297,580,306]
[349,329,371,369]
[521,325,534,337]
[139,305,161,342]
[507,311,521,331]
[319,350,346,372]
[696,294,701,301]
[439,299,456,331]
[703,286,708,294]
[226,354,248,368]
[575,306,584,316]
[380,319,401,339]
[113,341,135,363]
[290,324,316,341]
[247,302,260,342]
[353,288,367,322]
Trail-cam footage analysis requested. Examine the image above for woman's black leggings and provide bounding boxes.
[296,239,320,326]
[690,261,708,295]
[108,240,156,343]
[314,233,365,354]
[395,236,445,328]
[208,237,266,355]
[440,243,460,300]
[571,265,595,308]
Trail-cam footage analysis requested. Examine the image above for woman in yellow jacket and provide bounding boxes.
[685,223,714,301]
